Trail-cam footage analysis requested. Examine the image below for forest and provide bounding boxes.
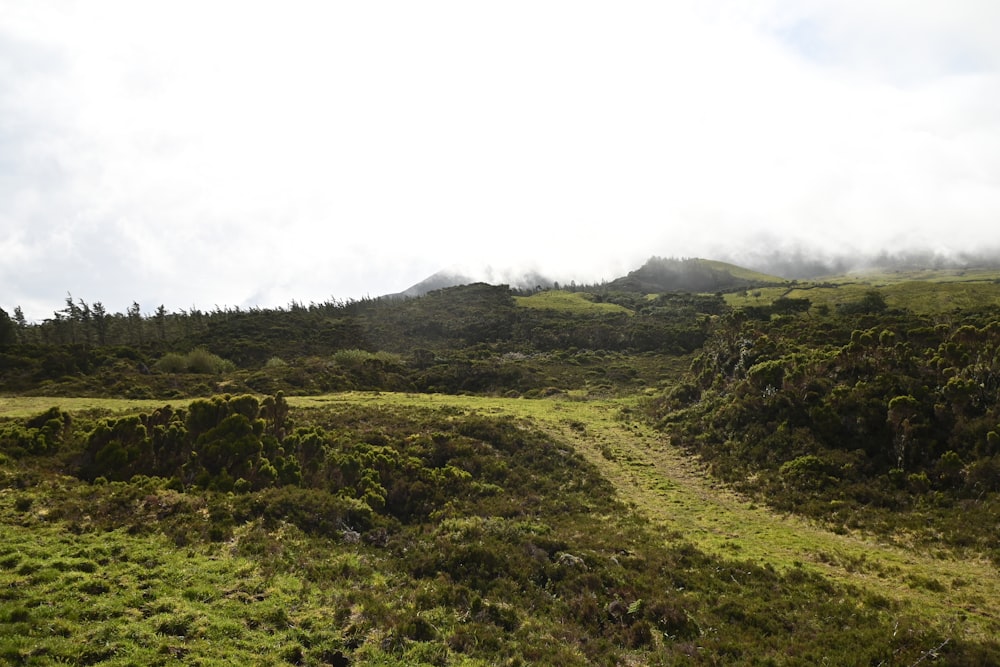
[2,258,1000,665]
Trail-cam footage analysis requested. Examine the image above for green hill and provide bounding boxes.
[725,266,1000,315]
[606,257,786,294]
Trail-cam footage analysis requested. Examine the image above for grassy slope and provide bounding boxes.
[513,290,633,314]
[693,259,786,284]
[7,393,996,648]
[325,393,999,644]
[725,268,1000,313]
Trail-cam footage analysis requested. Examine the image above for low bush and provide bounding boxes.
[153,348,234,374]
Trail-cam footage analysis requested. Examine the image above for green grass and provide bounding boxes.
[881,280,1000,312]
[841,267,1000,285]
[514,290,633,314]
[2,392,999,663]
[293,393,1000,640]
[0,522,323,665]
[724,286,798,308]
[0,396,197,420]
[692,258,786,284]
[725,271,1000,314]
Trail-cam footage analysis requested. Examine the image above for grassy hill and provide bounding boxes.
[606,257,786,294]
[726,267,1000,314]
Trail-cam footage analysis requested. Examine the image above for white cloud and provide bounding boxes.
[2,1,999,320]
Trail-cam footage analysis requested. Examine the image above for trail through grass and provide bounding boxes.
[5,392,1000,646]
[291,392,1000,643]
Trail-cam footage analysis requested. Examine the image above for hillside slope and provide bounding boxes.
[607,257,786,293]
[313,393,1000,644]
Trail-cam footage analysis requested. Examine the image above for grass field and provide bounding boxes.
[724,268,1000,314]
[513,290,633,314]
[8,391,998,648]
[0,396,198,420]
[0,522,325,665]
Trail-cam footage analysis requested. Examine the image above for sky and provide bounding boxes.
[3,1,1000,321]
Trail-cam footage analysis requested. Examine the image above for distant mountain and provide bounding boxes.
[389,257,787,299]
[388,268,556,299]
[389,270,477,298]
[605,257,786,293]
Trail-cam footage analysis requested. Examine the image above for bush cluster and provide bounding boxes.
[0,407,70,457]
[653,306,1000,560]
[153,347,234,374]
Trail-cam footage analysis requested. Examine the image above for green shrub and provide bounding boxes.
[186,347,233,374]
[154,348,234,374]
[154,352,188,373]
[0,407,70,457]
[13,497,32,513]
[332,348,373,369]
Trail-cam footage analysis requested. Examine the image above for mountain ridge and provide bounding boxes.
[391,249,1000,299]
[391,256,787,298]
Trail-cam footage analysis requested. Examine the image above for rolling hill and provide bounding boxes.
[604,256,786,293]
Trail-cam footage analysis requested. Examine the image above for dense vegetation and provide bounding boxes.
[4,259,1000,664]
[649,298,1000,564]
[0,284,711,399]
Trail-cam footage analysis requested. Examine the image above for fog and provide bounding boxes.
[3,1,999,320]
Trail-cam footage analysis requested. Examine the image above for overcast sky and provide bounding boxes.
[3,1,1000,320]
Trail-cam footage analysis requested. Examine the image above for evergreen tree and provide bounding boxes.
[154,304,168,341]
[91,302,108,345]
[127,301,143,344]
[0,308,16,346]
[77,299,92,347]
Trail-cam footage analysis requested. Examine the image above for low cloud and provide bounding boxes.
[3,2,999,320]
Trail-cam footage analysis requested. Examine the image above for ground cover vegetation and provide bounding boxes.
[649,290,1000,567]
[3,259,1000,663]
[2,395,995,665]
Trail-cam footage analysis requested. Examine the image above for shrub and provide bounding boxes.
[0,408,70,457]
[331,348,373,369]
[779,455,836,490]
[154,352,188,373]
[186,347,233,374]
[13,497,33,512]
[154,348,234,374]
